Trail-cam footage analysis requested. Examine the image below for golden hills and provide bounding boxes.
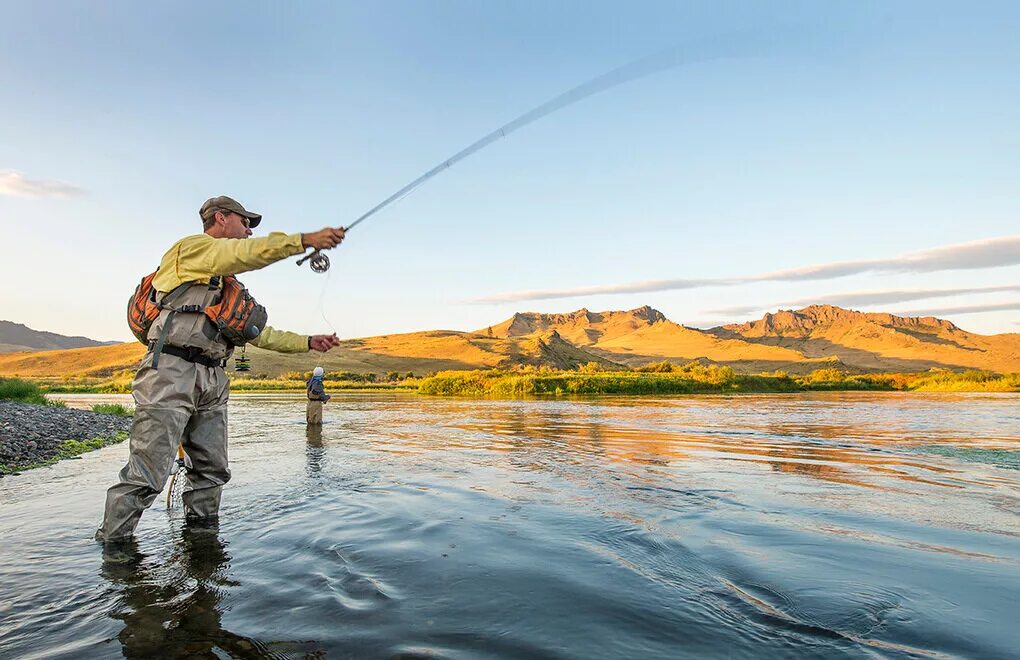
[2,304,1019,378]
[710,305,1020,373]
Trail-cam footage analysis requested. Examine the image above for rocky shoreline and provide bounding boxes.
[0,401,131,476]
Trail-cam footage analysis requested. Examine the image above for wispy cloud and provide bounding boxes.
[471,235,1020,303]
[899,301,1020,317]
[709,285,1020,316]
[0,170,84,198]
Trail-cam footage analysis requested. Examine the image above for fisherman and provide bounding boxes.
[97,196,346,543]
[306,366,331,425]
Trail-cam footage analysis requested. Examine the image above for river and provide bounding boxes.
[1,392,1018,658]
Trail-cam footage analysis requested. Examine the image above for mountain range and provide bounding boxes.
[0,320,119,354]
[1,305,1018,378]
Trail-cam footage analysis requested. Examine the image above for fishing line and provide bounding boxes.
[318,267,338,337]
[302,29,791,332]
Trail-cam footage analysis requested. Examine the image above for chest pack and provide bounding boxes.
[127,272,268,348]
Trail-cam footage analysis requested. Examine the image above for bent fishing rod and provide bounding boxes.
[296,32,772,273]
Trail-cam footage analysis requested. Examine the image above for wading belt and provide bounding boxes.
[148,343,226,368]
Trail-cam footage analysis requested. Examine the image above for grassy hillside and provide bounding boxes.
[712,305,1020,373]
[4,304,1020,380]
[0,342,147,377]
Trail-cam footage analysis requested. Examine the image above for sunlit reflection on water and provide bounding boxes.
[2,392,1018,658]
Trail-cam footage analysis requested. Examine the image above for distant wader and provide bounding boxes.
[99,280,234,541]
[306,378,325,425]
[306,399,323,425]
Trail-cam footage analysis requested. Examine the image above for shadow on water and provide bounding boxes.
[101,521,320,659]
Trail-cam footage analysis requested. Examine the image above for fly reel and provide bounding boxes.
[297,249,331,273]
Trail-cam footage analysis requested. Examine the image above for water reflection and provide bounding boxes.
[102,522,307,658]
[445,398,1000,491]
[306,424,325,477]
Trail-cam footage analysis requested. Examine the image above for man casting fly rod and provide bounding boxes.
[96,39,752,544]
[96,196,345,542]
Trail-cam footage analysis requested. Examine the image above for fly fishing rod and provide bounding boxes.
[297,32,769,272]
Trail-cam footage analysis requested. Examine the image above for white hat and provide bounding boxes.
[313,367,324,377]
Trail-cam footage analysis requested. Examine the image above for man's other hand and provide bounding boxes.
[302,227,346,250]
[309,333,341,352]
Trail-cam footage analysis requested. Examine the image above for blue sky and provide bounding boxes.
[2,1,1019,341]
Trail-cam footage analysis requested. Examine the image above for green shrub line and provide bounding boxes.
[38,377,416,394]
[418,364,1020,397]
[8,365,1020,399]
[0,431,129,475]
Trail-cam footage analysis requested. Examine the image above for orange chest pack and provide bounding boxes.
[127,272,268,347]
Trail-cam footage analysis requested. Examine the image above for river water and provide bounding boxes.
[1,392,1018,658]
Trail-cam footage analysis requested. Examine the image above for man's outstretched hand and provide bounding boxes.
[302,227,346,251]
[309,333,341,352]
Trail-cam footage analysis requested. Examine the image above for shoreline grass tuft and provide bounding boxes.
[0,377,67,406]
[91,403,134,417]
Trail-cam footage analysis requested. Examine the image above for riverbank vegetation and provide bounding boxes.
[418,363,1020,396]
[0,377,67,407]
[31,370,419,395]
[9,364,1020,398]
[229,371,420,392]
[0,378,137,414]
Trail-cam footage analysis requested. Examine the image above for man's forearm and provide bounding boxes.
[249,326,309,353]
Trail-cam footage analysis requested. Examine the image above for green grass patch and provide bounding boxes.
[91,403,134,417]
[0,377,68,406]
[0,431,129,475]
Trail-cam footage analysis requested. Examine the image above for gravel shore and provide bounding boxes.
[0,401,131,476]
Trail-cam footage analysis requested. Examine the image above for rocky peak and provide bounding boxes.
[726,305,961,337]
[628,305,666,323]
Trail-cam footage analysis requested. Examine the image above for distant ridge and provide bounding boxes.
[1,305,1019,377]
[708,304,1020,373]
[717,304,960,336]
[0,320,119,353]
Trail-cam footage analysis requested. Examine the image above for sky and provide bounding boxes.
[2,1,1019,342]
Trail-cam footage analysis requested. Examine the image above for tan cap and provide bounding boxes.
[199,196,262,228]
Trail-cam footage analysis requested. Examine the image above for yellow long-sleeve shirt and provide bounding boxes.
[152,232,310,353]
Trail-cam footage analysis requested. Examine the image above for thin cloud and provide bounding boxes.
[750,236,1020,282]
[899,301,1020,317]
[709,285,1020,316]
[471,235,1020,303]
[0,170,85,198]
[472,277,737,303]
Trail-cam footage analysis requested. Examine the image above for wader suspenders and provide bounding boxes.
[150,277,222,369]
